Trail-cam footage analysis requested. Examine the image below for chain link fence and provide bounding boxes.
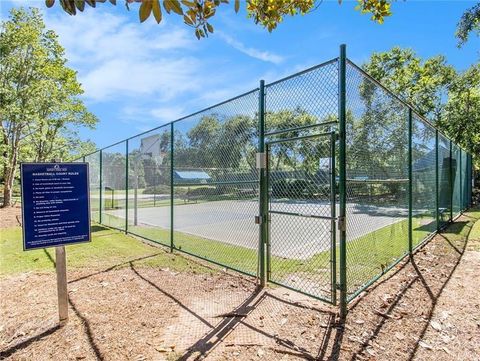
[78,46,474,313]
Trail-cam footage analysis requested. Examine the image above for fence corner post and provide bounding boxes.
[338,43,348,319]
[449,141,453,222]
[435,130,439,231]
[408,108,413,254]
[99,149,103,224]
[125,140,129,234]
[258,79,267,288]
[170,122,175,253]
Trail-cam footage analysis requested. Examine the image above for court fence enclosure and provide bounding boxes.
[77,45,473,316]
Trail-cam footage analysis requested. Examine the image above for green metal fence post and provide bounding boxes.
[408,108,413,254]
[330,132,337,305]
[258,79,267,287]
[170,122,174,253]
[449,141,453,222]
[459,149,462,212]
[99,149,103,224]
[338,44,348,319]
[125,140,129,233]
[435,131,439,231]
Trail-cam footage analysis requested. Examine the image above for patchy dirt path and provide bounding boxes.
[413,216,480,361]
[1,211,479,361]
[0,206,21,229]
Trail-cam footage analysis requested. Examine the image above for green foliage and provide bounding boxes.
[361,47,479,168]
[456,3,480,47]
[441,64,480,164]
[353,0,392,24]
[46,0,393,39]
[0,8,98,206]
[266,108,326,172]
[362,47,456,120]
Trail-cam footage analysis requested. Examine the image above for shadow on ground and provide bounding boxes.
[1,212,477,361]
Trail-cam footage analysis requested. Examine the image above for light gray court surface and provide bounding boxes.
[108,200,408,260]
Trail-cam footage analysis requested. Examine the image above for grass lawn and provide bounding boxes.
[3,207,478,301]
[0,225,210,276]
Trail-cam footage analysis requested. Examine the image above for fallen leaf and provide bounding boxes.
[395,332,405,340]
[431,321,442,331]
[418,341,433,350]
[257,348,265,357]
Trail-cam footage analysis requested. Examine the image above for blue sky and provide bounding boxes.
[1,0,479,149]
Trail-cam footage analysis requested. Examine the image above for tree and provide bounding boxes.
[360,47,480,167]
[45,0,392,39]
[456,2,480,47]
[441,64,480,158]
[0,8,98,207]
[362,47,456,123]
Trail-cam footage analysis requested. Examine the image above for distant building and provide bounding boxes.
[174,170,211,184]
[140,134,165,164]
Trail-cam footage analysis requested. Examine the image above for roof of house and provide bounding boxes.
[174,170,211,180]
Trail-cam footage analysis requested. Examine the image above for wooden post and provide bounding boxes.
[53,158,68,325]
[56,245,68,325]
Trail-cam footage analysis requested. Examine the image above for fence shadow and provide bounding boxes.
[0,324,62,359]
[176,289,342,361]
[347,214,475,361]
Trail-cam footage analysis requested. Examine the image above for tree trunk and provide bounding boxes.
[2,168,13,208]
[2,134,20,208]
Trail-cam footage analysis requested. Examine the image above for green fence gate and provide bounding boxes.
[265,131,337,304]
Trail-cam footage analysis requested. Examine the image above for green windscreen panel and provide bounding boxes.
[412,117,437,247]
[437,134,451,227]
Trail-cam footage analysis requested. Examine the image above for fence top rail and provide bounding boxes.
[265,57,339,88]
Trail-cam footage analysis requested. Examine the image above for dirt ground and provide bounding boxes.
[1,210,479,361]
[0,206,21,228]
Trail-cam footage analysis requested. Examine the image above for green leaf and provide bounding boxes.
[152,0,162,23]
[206,23,214,33]
[45,0,55,8]
[195,28,201,39]
[75,0,85,11]
[164,0,171,13]
[84,0,96,7]
[234,0,239,13]
[109,0,116,4]
[183,14,194,25]
[60,0,76,15]
[165,0,183,15]
[139,0,153,22]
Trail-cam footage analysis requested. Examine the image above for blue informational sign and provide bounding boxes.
[21,163,91,250]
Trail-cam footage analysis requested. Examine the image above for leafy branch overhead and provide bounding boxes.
[45,0,393,39]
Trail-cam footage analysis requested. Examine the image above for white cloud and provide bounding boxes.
[43,10,199,102]
[150,106,186,123]
[218,32,284,64]
[78,57,201,101]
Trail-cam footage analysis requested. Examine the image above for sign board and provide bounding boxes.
[21,162,91,250]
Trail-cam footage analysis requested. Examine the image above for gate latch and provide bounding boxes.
[255,216,262,224]
[256,152,266,169]
[338,216,346,232]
